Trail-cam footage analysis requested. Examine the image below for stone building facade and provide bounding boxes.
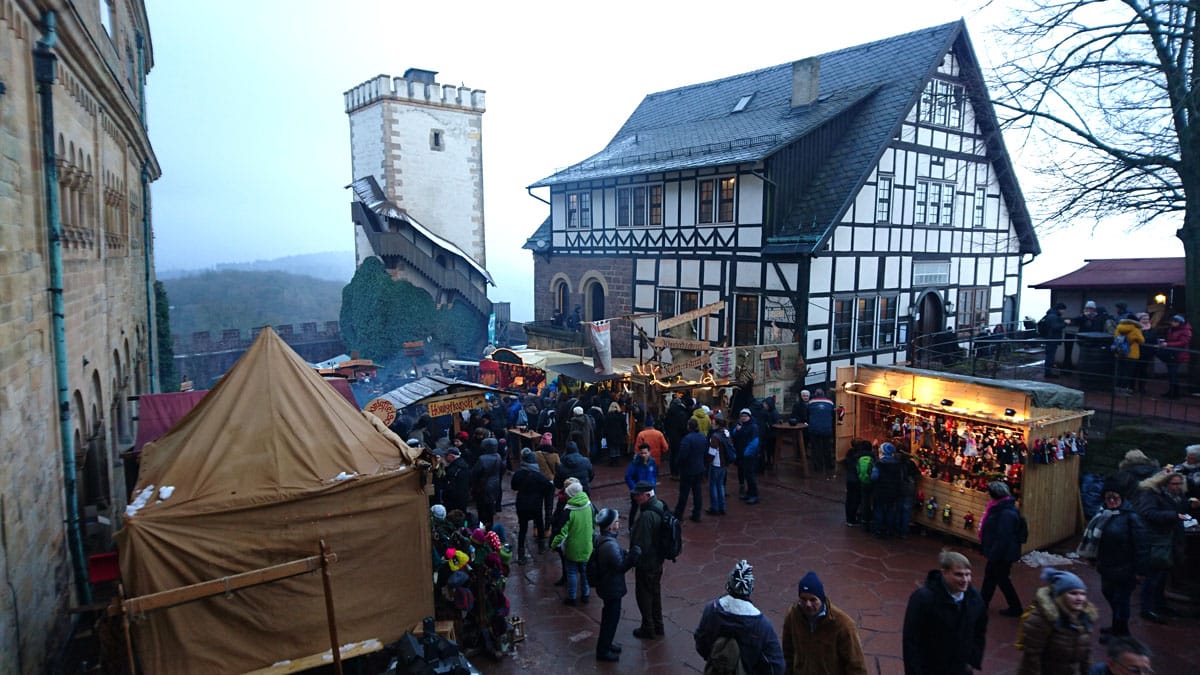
[530,253,634,356]
[0,1,159,671]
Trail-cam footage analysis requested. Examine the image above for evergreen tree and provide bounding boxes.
[154,280,178,392]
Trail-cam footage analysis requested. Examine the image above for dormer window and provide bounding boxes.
[733,94,754,113]
[919,79,964,129]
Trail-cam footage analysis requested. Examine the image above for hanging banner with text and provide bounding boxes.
[587,321,614,375]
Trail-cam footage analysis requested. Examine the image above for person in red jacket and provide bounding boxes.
[1160,314,1193,399]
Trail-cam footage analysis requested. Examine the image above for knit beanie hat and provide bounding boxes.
[540,432,553,447]
[880,442,896,458]
[725,560,755,599]
[573,406,584,416]
[1041,567,1086,596]
[447,549,469,572]
[521,448,537,464]
[596,508,618,531]
[565,481,583,497]
[797,570,826,602]
[430,504,446,520]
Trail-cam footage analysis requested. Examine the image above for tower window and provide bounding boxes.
[430,129,444,151]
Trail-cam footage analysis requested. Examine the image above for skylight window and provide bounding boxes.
[733,94,754,113]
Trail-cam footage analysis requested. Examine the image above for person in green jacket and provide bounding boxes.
[551,481,595,605]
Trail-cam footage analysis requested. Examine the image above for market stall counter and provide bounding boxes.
[836,365,1093,553]
[772,422,808,477]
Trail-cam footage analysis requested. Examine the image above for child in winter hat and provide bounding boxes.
[565,481,584,498]
[726,560,755,599]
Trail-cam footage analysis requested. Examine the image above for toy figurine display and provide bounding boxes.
[862,399,1087,498]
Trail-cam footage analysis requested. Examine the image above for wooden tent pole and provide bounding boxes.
[116,583,136,675]
[319,539,343,675]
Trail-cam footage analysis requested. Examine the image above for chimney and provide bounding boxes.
[791,57,820,107]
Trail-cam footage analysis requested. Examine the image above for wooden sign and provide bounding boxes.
[403,340,425,357]
[427,395,487,418]
[759,349,780,360]
[658,301,726,331]
[364,398,397,427]
[652,337,711,352]
[659,354,710,378]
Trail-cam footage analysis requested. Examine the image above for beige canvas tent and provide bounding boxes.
[116,327,432,674]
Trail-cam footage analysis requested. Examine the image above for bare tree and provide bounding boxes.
[989,0,1199,379]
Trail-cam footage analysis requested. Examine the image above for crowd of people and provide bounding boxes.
[1040,300,1193,398]
[421,385,1194,672]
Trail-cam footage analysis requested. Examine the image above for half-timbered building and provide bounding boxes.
[523,20,1039,386]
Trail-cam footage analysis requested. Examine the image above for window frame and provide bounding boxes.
[734,294,759,346]
[616,183,663,228]
[915,179,955,226]
[919,79,965,129]
[566,191,592,230]
[956,287,990,333]
[876,175,893,223]
[877,295,899,348]
[697,176,737,224]
[972,187,986,228]
[659,289,705,338]
[832,297,853,354]
[856,297,877,351]
[912,261,951,286]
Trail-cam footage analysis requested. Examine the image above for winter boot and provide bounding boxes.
[536,537,547,554]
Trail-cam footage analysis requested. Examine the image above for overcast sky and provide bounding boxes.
[145,0,1183,321]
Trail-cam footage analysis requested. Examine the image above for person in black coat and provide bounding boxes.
[1134,471,1188,623]
[871,443,904,537]
[732,409,761,504]
[902,551,987,675]
[664,396,691,477]
[511,448,554,564]
[1041,303,1068,378]
[439,447,472,514]
[674,419,708,522]
[603,402,628,467]
[978,481,1024,617]
[1090,479,1145,638]
[593,508,641,662]
[471,437,505,530]
[554,440,595,494]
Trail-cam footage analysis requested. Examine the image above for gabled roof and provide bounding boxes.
[1031,258,1185,289]
[528,20,1038,257]
[522,215,552,252]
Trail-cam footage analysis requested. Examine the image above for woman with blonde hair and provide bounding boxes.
[1017,568,1097,674]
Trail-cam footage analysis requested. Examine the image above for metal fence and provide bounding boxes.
[911,333,1200,432]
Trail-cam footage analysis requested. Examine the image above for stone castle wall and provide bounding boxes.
[172,322,346,388]
[532,255,635,357]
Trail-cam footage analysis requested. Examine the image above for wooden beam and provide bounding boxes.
[116,552,336,615]
[657,301,726,331]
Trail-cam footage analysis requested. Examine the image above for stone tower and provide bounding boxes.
[344,68,487,266]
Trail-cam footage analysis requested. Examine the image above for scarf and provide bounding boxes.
[978,497,1008,537]
[1076,508,1118,559]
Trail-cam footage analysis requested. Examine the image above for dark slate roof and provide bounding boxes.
[528,20,1038,257]
[1030,258,1185,289]
[522,215,552,252]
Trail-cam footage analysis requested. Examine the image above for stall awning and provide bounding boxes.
[550,361,625,384]
[129,391,209,455]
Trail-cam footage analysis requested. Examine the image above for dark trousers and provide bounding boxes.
[981,559,1021,611]
[742,455,759,498]
[635,566,664,633]
[1141,569,1167,614]
[810,435,833,471]
[668,437,681,475]
[597,596,622,655]
[1044,340,1058,376]
[516,508,544,558]
[873,496,900,536]
[542,492,555,533]
[675,473,703,518]
[845,481,862,524]
[1101,575,1134,632]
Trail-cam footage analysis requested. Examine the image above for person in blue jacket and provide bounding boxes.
[624,443,658,525]
[806,390,835,473]
[693,560,785,674]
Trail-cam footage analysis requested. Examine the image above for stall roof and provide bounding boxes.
[375,375,512,409]
[551,361,626,384]
[860,365,1086,410]
[1031,257,1184,289]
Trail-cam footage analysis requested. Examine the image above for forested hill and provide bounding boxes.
[162,269,343,338]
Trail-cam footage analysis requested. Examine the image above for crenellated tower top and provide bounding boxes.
[344,68,486,114]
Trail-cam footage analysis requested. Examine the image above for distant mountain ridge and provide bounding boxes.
[158,251,355,283]
[162,268,345,338]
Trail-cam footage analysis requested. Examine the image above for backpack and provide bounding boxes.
[1036,316,1050,338]
[705,634,747,675]
[1016,512,1029,544]
[723,438,737,465]
[744,437,760,457]
[857,455,874,486]
[1111,334,1130,357]
[653,504,684,562]
[586,536,602,588]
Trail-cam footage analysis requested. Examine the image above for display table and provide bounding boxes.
[772,423,808,477]
[507,427,542,467]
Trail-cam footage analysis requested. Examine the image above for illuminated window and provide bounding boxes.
[698,176,736,224]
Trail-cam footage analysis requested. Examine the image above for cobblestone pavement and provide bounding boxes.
[478,456,1198,674]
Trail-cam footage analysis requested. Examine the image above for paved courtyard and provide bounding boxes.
[481,456,1198,674]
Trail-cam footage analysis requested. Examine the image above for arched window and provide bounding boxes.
[587,281,606,322]
[556,281,569,313]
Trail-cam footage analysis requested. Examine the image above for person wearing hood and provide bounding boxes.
[903,550,987,674]
[979,481,1025,618]
[1076,477,1144,640]
[1017,568,1097,674]
[1134,470,1188,624]
[870,442,904,537]
[1112,315,1145,396]
[550,481,594,606]
[690,404,712,437]
[781,571,866,675]
[554,440,594,494]
[470,437,505,530]
[694,560,785,675]
[568,405,594,457]
[593,508,641,662]
[1160,313,1192,399]
[1110,449,1160,500]
[511,448,554,565]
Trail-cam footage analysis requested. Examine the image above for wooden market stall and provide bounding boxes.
[836,365,1093,553]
